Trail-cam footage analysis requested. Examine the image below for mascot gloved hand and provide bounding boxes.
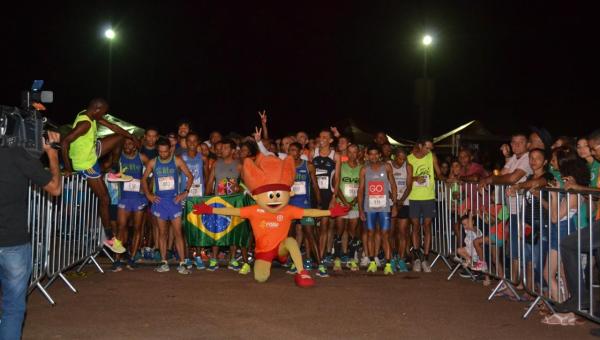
[193,154,349,287]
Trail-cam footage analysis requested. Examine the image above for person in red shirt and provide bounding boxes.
[458,148,488,182]
[193,154,348,287]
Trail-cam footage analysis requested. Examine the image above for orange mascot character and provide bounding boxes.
[193,154,349,287]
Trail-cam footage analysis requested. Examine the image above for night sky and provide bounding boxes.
[1,1,596,140]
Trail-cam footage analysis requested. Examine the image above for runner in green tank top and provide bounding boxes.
[406,137,442,273]
[61,98,140,254]
[334,144,362,271]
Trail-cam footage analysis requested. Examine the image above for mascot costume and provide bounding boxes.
[193,154,349,287]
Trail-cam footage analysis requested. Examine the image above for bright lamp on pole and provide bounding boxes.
[105,28,116,40]
[422,34,432,46]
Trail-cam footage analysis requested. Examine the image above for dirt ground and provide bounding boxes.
[21,259,597,340]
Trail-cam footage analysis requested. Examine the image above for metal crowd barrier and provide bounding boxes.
[27,174,111,305]
[433,179,600,323]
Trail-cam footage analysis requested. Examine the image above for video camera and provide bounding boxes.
[0,80,58,158]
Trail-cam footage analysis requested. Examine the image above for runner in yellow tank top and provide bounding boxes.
[406,137,442,273]
[61,98,140,254]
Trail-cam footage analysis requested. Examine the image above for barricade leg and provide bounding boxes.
[488,278,521,302]
[430,253,453,271]
[58,272,78,293]
[35,282,55,306]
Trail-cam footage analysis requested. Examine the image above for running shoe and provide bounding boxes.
[177,262,191,275]
[333,258,342,272]
[295,270,315,288]
[126,259,138,270]
[390,258,398,272]
[396,259,409,272]
[348,259,359,272]
[207,258,218,271]
[103,235,126,254]
[316,264,329,278]
[183,258,193,270]
[367,261,377,273]
[458,269,472,279]
[421,260,432,273]
[374,256,381,268]
[340,255,350,264]
[111,260,123,272]
[239,262,251,275]
[360,256,370,268]
[286,263,298,275]
[412,259,422,272]
[194,256,206,270]
[384,263,394,275]
[303,258,313,270]
[106,172,133,182]
[228,259,241,271]
[155,261,170,272]
[324,255,333,265]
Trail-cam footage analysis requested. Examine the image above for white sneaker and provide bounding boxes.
[413,259,422,272]
[374,257,381,268]
[177,263,191,275]
[154,261,170,273]
[360,256,370,268]
[421,260,431,273]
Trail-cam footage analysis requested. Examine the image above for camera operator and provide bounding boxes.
[0,131,61,339]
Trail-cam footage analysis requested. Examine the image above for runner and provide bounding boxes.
[336,136,350,163]
[139,127,160,259]
[175,121,191,155]
[390,148,413,272]
[358,145,397,275]
[334,144,362,271]
[113,138,150,271]
[180,132,208,271]
[141,138,194,274]
[205,139,243,271]
[312,129,341,277]
[408,137,442,273]
[287,142,321,274]
[60,98,139,254]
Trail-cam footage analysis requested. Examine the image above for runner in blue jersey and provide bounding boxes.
[142,138,194,275]
[179,132,208,270]
[113,138,150,271]
[287,142,321,272]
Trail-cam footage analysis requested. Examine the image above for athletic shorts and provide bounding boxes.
[255,244,287,264]
[365,211,391,231]
[294,217,316,226]
[409,200,436,219]
[151,197,183,221]
[77,161,102,179]
[118,197,148,213]
[342,209,359,220]
[394,205,410,219]
[318,190,333,210]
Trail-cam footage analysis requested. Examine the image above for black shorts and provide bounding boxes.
[396,205,410,219]
[409,199,436,219]
[318,190,333,210]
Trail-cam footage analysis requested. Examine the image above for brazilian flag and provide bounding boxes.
[183,193,254,247]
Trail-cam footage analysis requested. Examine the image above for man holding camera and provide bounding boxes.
[0,132,62,339]
[61,98,139,253]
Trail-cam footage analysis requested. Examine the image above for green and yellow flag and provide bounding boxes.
[183,193,254,247]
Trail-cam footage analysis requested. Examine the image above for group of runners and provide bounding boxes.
[61,98,447,278]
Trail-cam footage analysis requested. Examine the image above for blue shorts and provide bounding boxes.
[151,197,183,221]
[77,161,102,179]
[365,211,391,231]
[118,197,148,213]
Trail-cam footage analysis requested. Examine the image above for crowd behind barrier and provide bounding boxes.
[432,179,599,323]
[27,174,108,305]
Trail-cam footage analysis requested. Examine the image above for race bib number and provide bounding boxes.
[343,184,358,198]
[368,181,386,208]
[317,176,329,190]
[188,184,203,197]
[414,175,430,187]
[292,181,306,195]
[123,179,141,192]
[158,176,175,191]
